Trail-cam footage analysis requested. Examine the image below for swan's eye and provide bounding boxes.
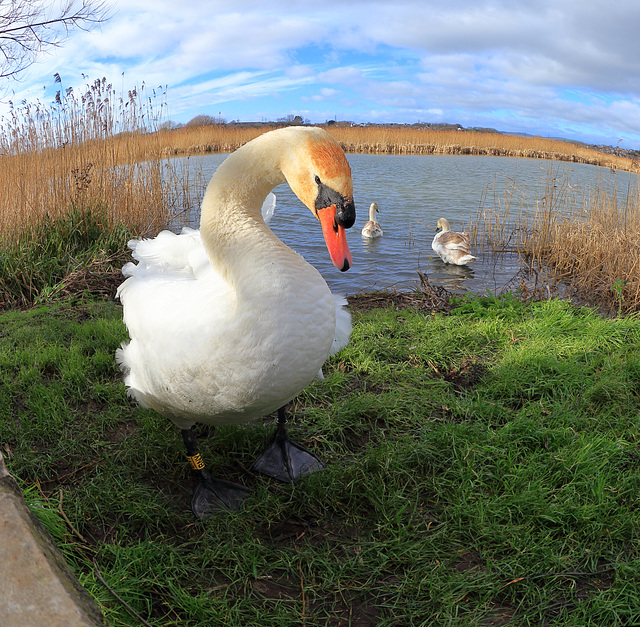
[315,175,321,185]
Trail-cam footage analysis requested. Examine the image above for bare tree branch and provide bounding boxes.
[0,0,111,81]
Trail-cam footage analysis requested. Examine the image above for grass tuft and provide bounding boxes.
[0,205,132,308]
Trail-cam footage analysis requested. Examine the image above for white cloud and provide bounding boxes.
[304,87,340,102]
[286,65,315,80]
[2,0,640,145]
[317,67,364,84]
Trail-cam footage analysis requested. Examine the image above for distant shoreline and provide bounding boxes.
[154,123,639,174]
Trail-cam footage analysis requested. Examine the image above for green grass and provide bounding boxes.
[2,293,640,625]
[0,206,132,308]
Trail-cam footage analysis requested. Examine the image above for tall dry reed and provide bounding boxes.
[522,175,640,313]
[471,165,640,313]
[0,78,202,242]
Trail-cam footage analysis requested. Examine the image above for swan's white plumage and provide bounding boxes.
[431,217,477,266]
[116,129,353,430]
[361,202,383,238]
[121,194,276,282]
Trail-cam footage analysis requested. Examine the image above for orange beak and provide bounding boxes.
[318,206,352,272]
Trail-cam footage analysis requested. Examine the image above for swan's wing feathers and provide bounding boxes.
[118,271,235,399]
[438,230,471,250]
[121,228,217,283]
[432,230,476,264]
[126,229,204,277]
[117,227,227,338]
[261,193,277,225]
[331,293,352,355]
[186,241,214,279]
[316,293,352,379]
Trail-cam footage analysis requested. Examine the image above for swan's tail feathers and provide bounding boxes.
[261,193,277,225]
[452,250,477,265]
[446,252,477,265]
[331,293,352,355]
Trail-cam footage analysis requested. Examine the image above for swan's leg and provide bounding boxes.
[251,406,324,482]
[181,427,251,519]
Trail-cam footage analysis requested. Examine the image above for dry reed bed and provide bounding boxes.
[119,123,638,174]
[0,143,171,239]
[522,190,640,314]
[155,126,270,158]
[1,82,639,311]
[328,126,638,173]
[0,80,202,241]
[336,140,628,168]
[470,165,640,313]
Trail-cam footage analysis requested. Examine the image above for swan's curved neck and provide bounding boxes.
[198,134,319,299]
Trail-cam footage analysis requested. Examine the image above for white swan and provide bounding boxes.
[116,127,356,518]
[361,202,383,238]
[432,217,477,265]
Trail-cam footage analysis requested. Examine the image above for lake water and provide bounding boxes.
[172,152,637,296]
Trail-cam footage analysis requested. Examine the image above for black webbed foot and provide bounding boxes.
[192,472,251,519]
[251,407,324,482]
[182,427,251,519]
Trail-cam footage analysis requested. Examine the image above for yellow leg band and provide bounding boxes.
[187,454,205,471]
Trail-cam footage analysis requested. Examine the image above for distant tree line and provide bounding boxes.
[160,113,314,131]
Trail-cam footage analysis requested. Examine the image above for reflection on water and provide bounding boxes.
[175,152,638,296]
[429,260,476,292]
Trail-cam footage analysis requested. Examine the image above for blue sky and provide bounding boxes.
[3,0,640,148]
